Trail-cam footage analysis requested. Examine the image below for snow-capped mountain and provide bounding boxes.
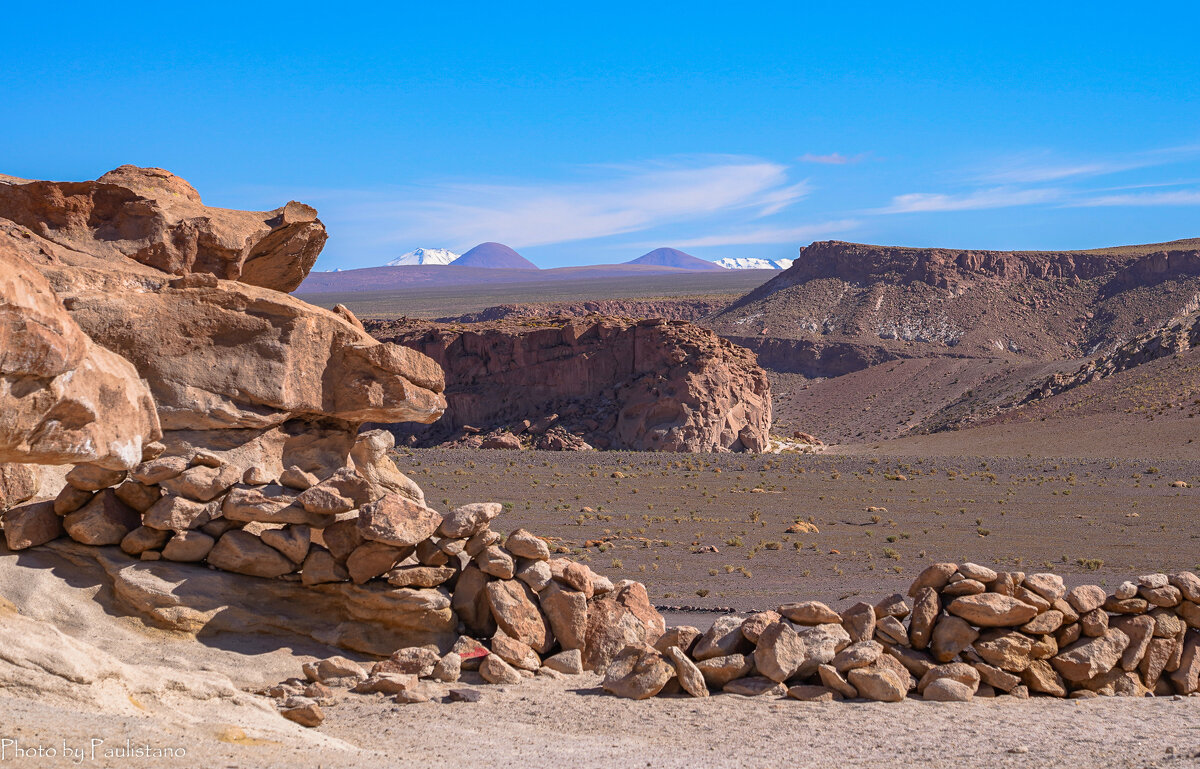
[714,257,794,270]
[386,247,461,267]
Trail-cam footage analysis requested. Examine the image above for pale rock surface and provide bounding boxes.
[206,530,296,578]
[695,654,753,688]
[438,502,502,538]
[543,649,583,675]
[664,645,708,697]
[358,494,442,547]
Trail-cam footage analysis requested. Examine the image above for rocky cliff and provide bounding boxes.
[367,316,773,452]
[712,239,1200,362]
[704,239,1200,442]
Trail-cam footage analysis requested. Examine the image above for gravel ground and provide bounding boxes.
[402,448,1200,612]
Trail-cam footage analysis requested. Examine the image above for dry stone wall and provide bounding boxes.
[0,452,665,679]
[592,562,1200,702]
[255,557,1200,726]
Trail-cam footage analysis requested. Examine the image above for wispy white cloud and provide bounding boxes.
[377,156,809,249]
[1087,178,1200,193]
[982,162,1125,184]
[657,219,861,248]
[1069,189,1200,207]
[753,182,814,217]
[798,152,866,165]
[875,187,1063,214]
[976,145,1200,185]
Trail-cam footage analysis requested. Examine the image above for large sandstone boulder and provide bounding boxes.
[2,168,445,443]
[0,247,159,469]
[65,278,445,432]
[0,166,326,292]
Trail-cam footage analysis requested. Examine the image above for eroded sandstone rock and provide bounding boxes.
[0,247,159,469]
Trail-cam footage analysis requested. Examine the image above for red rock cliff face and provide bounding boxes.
[367,316,773,452]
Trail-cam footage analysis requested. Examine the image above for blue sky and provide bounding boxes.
[4,3,1199,270]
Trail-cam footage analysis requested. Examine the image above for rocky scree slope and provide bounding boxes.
[1021,305,1200,406]
[366,316,773,452]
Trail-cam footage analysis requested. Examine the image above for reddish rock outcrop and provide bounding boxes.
[2,167,446,462]
[0,166,326,292]
[367,316,772,452]
[0,246,159,470]
[710,239,1200,366]
[1,165,445,527]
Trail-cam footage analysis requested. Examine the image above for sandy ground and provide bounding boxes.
[3,673,1200,768]
[3,541,1200,768]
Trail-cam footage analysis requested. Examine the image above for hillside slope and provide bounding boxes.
[705,239,1200,445]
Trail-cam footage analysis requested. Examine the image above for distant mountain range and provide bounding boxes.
[715,257,794,270]
[313,242,794,282]
[376,244,793,271]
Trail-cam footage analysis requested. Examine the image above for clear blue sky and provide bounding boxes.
[4,3,1199,269]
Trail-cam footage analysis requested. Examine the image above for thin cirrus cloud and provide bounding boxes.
[798,152,867,165]
[874,186,1064,214]
[661,219,861,248]
[1069,189,1200,207]
[975,145,1200,185]
[388,157,811,249]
